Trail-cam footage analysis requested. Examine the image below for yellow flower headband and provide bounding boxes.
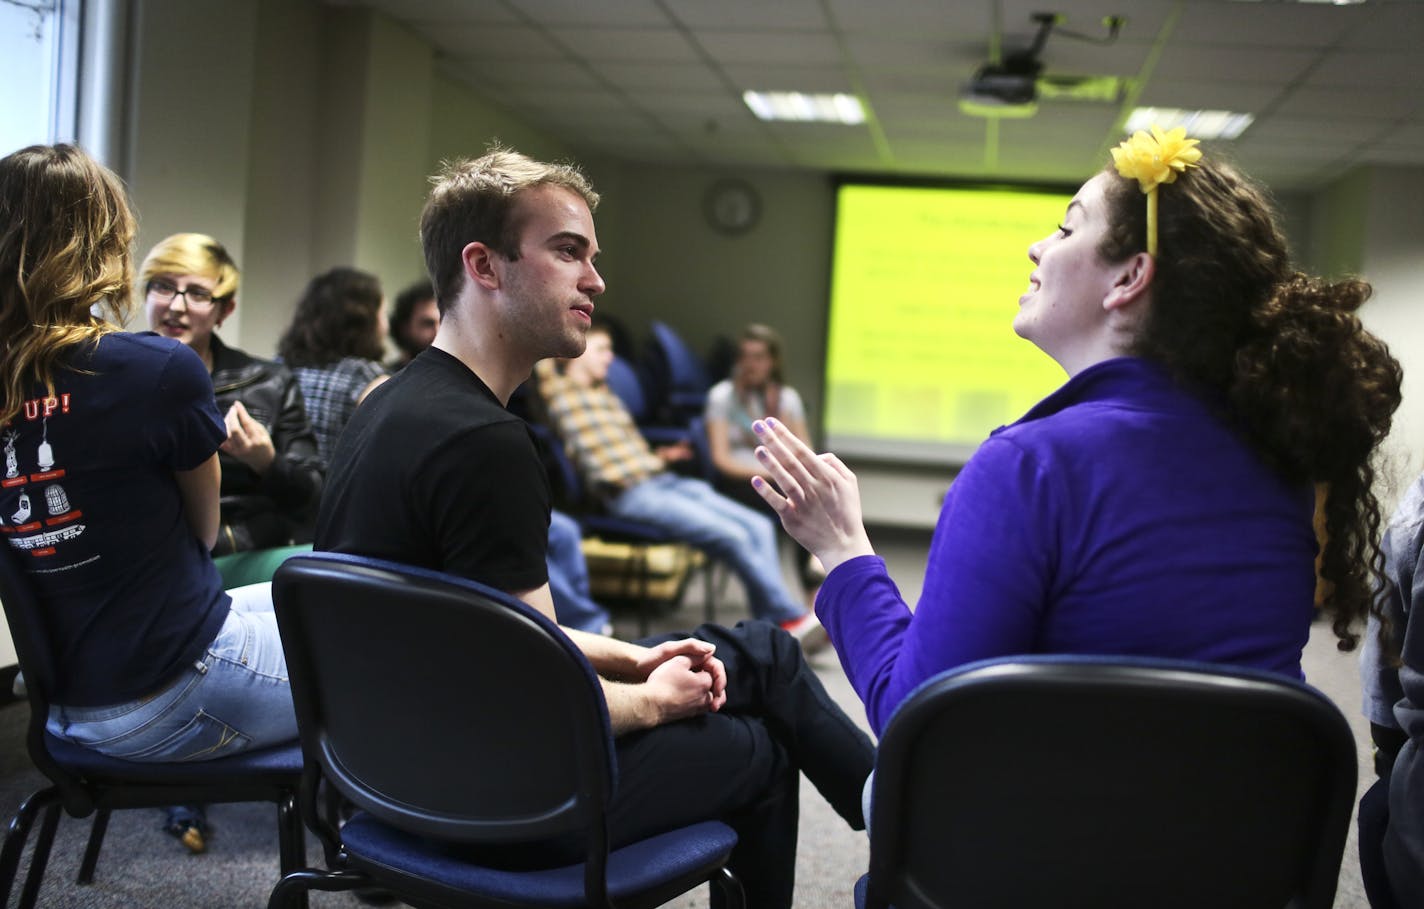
[1109,125,1203,256]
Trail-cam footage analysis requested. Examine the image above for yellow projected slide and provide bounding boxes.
[825,183,1073,461]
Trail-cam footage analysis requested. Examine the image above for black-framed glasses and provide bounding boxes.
[146,279,225,309]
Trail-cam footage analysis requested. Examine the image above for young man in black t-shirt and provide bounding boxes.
[315,148,872,908]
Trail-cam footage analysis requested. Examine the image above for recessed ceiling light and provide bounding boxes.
[743,91,866,125]
[1125,107,1255,140]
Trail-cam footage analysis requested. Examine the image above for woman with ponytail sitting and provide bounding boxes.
[750,128,1404,738]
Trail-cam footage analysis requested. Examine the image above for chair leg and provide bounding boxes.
[633,548,652,638]
[713,865,745,909]
[76,807,111,884]
[268,869,368,909]
[703,561,716,625]
[277,793,305,875]
[0,787,58,907]
[18,801,61,909]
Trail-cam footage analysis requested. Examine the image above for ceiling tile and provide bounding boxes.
[693,29,844,67]
[547,27,699,63]
[1304,50,1424,91]
[345,0,1424,193]
[1135,80,1283,114]
[663,0,828,31]
[1171,1,1368,48]
[841,33,980,69]
[1149,45,1317,86]
[1338,2,1424,51]
[414,23,564,59]
[361,0,515,23]
[1275,86,1419,120]
[721,64,856,94]
[597,62,726,92]
[437,57,594,90]
[826,0,985,34]
[508,0,668,28]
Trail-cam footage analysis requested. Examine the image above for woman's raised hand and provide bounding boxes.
[751,417,874,573]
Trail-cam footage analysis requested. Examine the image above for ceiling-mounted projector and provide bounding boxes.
[959,12,1125,119]
[959,61,1041,118]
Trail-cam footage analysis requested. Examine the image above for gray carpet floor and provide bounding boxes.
[0,528,1375,907]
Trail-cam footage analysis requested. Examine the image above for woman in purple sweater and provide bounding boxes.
[752,129,1403,737]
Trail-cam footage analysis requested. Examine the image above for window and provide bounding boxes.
[0,0,80,151]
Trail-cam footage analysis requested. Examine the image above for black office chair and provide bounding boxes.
[857,654,1358,909]
[0,548,305,909]
[266,551,743,909]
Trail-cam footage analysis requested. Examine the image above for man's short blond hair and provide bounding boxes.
[419,147,598,314]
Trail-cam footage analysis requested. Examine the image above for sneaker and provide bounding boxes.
[163,805,208,854]
[780,613,830,655]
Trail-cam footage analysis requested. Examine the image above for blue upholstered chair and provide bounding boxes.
[266,551,742,909]
[0,548,305,909]
[642,321,711,426]
[857,655,1358,909]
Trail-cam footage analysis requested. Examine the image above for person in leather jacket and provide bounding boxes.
[140,233,324,556]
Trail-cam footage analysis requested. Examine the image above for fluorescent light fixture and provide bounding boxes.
[743,91,866,125]
[1125,107,1255,140]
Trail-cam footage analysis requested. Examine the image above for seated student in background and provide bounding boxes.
[751,128,1403,739]
[316,147,873,907]
[0,146,298,832]
[534,325,826,649]
[547,509,612,634]
[706,323,811,490]
[141,233,324,556]
[385,278,439,372]
[275,267,389,463]
[704,322,825,594]
[1360,473,1424,909]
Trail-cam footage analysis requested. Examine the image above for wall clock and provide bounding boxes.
[702,178,761,235]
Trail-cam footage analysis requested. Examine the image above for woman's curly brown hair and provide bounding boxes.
[1097,155,1403,651]
[276,267,385,368]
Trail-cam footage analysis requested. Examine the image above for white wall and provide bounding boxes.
[125,0,258,336]
[122,0,572,358]
[1358,167,1424,506]
[1306,165,1424,511]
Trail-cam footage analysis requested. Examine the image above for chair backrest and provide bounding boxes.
[644,321,710,422]
[527,420,587,513]
[864,655,1357,909]
[0,546,85,799]
[605,355,652,423]
[685,416,717,482]
[272,552,616,849]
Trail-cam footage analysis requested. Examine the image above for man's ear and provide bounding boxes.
[1104,252,1154,312]
[462,241,501,291]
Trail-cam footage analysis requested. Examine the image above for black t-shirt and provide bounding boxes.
[314,348,550,593]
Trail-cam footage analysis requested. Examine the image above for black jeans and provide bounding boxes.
[1360,777,1403,909]
[611,621,875,907]
[463,620,875,908]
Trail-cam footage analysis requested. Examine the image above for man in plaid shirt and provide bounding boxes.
[535,325,826,651]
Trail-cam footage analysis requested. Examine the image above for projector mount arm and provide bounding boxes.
[1005,12,1126,72]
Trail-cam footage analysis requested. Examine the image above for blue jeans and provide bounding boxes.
[547,509,611,633]
[48,583,297,761]
[609,474,804,624]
